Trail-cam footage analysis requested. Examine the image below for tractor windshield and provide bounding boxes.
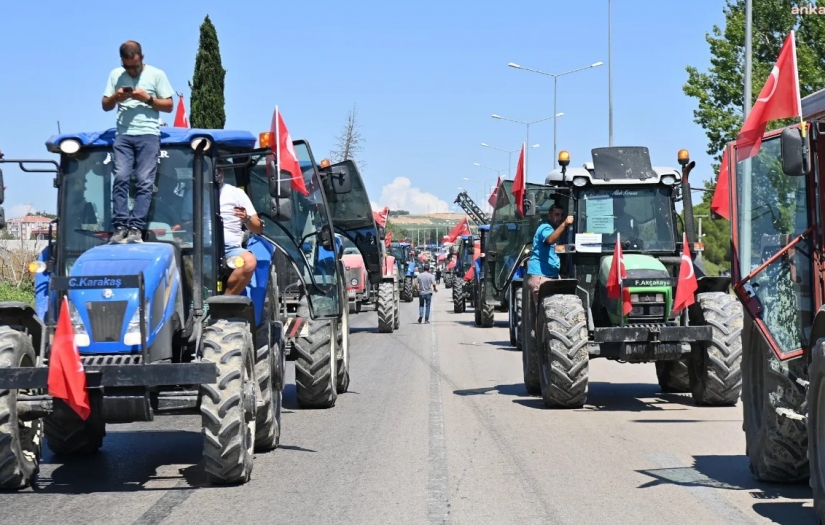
[728,134,813,357]
[576,186,675,252]
[248,142,341,318]
[60,146,214,270]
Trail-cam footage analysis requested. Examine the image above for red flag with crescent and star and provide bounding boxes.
[672,232,698,314]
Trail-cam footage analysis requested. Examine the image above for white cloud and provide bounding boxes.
[6,204,34,219]
[378,177,449,214]
[371,201,381,211]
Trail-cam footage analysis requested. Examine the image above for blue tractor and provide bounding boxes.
[0,124,348,489]
[451,234,479,313]
[392,242,416,302]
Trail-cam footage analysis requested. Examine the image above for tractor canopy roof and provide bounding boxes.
[478,224,490,231]
[46,128,257,152]
[545,146,680,187]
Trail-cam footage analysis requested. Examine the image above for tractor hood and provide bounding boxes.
[598,253,669,286]
[342,253,366,269]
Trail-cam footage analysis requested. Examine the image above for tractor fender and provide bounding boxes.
[0,302,46,361]
[808,306,825,363]
[696,275,731,294]
[206,295,259,349]
[536,278,579,304]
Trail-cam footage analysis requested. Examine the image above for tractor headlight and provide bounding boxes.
[351,278,358,286]
[27,261,47,274]
[661,175,676,185]
[59,139,81,155]
[572,177,588,187]
[190,137,212,152]
[124,298,151,346]
[68,301,90,347]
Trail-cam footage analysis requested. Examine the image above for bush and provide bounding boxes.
[0,281,34,305]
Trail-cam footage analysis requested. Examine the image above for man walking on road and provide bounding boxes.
[417,264,437,324]
[102,40,175,244]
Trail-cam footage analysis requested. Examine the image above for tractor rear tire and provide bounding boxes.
[445,274,452,289]
[0,327,41,490]
[337,307,351,393]
[539,294,589,408]
[509,287,517,346]
[393,283,401,330]
[200,320,256,484]
[480,286,495,328]
[742,314,808,483]
[294,299,338,409]
[453,281,466,313]
[255,280,282,452]
[377,282,395,333]
[522,289,541,395]
[807,338,825,524]
[45,408,105,457]
[656,359,691,393]
[402,277,413,302]
[688,292,743,406]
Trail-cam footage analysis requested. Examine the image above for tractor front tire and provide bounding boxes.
[294,299,338,409]
[688,292,743,406]
[807,338,825,524]
[522,288,541,395]
[200,320,256,484]
[0,327,41,490]
[656,358,691,393]
[393,282,401,330]
[539,294,589,408]
[453,281,466,313]
[480,286,495,328]
[45,407,105,457]
[337,307,351,393]
[402,277,413,302]
[742,314,808,483]
[377,281,395,333]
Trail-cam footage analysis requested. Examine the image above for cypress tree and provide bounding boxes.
[188,15,226,129]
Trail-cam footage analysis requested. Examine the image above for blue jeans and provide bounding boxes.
[419,293,432,320]
[112,134,161,230]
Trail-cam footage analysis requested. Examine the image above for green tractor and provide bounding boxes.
[524,146,742,408]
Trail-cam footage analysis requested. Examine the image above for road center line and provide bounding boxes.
[427,305,451,524]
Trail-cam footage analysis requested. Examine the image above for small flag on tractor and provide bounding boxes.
[606,234,631,316]
[672,232,698,314]
[47,297,90,420]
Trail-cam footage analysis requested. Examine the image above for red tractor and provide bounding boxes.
[341,236,369,314]
[727,87,825,521]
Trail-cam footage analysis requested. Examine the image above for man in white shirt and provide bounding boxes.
[217,169,264,294]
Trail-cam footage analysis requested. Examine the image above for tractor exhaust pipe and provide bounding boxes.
[193,143,207,317]
[678,150,697,246]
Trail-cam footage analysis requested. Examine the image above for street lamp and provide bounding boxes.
[480,143,539,177]
[508,60,603,158]
[491,114,555,182]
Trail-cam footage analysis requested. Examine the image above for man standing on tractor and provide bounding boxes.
[217,169,264,294]
[418,264,437,324]
[102,40,175,244]
[526,203,574,306]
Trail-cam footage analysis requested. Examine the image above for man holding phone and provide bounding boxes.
[216,169,264,295]
[102,40,175,244]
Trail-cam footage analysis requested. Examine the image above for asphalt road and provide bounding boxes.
[0,291,818,524]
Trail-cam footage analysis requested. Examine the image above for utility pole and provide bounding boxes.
[739,0,753,276]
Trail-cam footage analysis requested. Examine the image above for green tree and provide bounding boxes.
[189,15,226,129]
[385,219,410,241]
[683,0,825,267]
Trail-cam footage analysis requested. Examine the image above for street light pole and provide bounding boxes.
[492,114,553,182]
[508,61,602,159]
[608,0,613,146]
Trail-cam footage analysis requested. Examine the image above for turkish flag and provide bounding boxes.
[464,266,474,280]
[173,94,189,128]
[384,231,392,247]
[736,31,802,160]
[374,207,389,228]
[270,108,309,197]
[672,233,698,314]
[47,297,90,420]
[446,256,456,270]
[606,234,631,316]
[511,144,526,218]
[710,149,730,220]
[488,177,501,207]
[443,217,470,243]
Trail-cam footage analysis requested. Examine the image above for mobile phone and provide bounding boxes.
[122,86,133,93]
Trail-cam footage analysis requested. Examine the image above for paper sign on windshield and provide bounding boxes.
[585,197,614,234]
[575,233,603,253]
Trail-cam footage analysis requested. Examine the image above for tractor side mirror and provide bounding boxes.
[269,197,293,222]
[780,127,810,176]
[267,158,294,198]
[523,192,536,216]
[319,225,334,251]
[330,167,352,194]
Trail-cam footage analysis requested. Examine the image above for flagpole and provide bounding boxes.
[275,105,282,197]
[739,0,753,279]
[618,232,624,327]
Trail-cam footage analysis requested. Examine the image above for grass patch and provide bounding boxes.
[0,281,34,305]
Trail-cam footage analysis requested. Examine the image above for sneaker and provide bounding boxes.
[127,228,143,243]
[110,227,128,244]
[418,316,422,323]
[425,320,430,324]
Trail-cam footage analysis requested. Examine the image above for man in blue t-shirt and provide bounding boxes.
[527,203,574,306]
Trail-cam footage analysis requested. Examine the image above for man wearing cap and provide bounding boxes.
[417,263,437,324]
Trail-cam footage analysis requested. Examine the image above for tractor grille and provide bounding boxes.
[86,301,128,342]
[346,268,360,288]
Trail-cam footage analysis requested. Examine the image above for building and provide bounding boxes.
[6,216,53,240]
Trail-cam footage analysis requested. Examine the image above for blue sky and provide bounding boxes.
[0,1,726,218]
